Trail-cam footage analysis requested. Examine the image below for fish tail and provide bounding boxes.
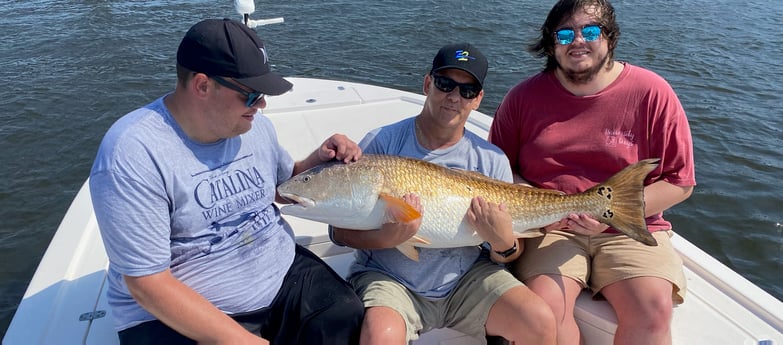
[587,158,660,246]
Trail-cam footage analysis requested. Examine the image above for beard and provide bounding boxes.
[558,51,612,85]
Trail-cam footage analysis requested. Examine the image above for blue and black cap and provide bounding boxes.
[430,43,488,87]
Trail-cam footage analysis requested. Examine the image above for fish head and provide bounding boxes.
[277,160,383,226]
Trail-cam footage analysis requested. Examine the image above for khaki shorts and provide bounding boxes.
[349,258,522,342]
[512,230,686,303]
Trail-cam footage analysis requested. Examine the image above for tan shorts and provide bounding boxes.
[349,258,522,342]
[512,230,686,304]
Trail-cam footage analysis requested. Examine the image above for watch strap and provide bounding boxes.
[493,241,517,258]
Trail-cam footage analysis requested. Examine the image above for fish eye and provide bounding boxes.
[302,176,311,183]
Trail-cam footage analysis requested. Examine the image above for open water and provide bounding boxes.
[1,0,781,337]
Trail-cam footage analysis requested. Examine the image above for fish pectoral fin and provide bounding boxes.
[396,242,420,261]
[411,235,430,245]
[379,193,422,223]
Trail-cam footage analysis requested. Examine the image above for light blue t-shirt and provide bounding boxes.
[90,96,296,331]
[347,117,513,299]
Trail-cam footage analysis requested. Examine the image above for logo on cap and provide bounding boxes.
[455,50,475,62]
[259,47,269,64]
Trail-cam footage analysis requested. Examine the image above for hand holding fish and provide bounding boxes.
[377,193,423,248]
[329,193,425,251]
[319,133,362,163]
[466,196,522,262]
[466,197,514,247]
[543,214,609,236]
[564,213,610,235]
[289,134,362,179]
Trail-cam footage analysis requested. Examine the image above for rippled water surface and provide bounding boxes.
[1,0,781,336]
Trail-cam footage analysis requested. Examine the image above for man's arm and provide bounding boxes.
[124,270,267,345]
[642,180,693,217]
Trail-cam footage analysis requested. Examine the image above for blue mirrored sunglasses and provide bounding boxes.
[554,24,602,45]
[211,76,265,108]
[430,74,482,99]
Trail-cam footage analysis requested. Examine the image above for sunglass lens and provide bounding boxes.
[246,93,265,108]
[460,85,480,99]
[582,25,601,42]
[433,75,456,93]
[555,29,575,45]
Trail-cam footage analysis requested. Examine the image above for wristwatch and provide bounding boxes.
[493,241,517,258]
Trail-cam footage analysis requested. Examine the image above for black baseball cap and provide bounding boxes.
[430,43,488,88]
[177,18,293,96]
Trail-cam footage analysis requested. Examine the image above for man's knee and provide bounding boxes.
[361,306,408,344]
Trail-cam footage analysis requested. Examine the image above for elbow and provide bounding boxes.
[123,270,171,306]
[681,185,694,201]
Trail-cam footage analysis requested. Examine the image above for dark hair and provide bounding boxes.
[528,0,620,72]
[176,64,196,87]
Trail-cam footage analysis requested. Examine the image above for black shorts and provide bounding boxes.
[118,245,363,345]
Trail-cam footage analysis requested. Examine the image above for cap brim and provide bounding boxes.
[432,66,483,88]
[236,72,293,96]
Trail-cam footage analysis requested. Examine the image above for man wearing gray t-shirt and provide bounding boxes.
[331,43,556,344]
[90,18,363,345]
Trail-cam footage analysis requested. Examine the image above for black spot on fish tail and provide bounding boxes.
[597,186,613,199]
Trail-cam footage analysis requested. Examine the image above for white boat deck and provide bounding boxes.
[4,78,782,344]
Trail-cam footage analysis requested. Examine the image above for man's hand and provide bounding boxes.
[319,133,361,163]
[375,193,422,248]
[466,196,521,262]
[331,193,422,249]
[290,134,362,180]
[542,213,608,236]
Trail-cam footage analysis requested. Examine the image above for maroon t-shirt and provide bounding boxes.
[490,62,696,232]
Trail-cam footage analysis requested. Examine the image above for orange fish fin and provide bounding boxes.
[396,242,420,261]
[379,193,422,223]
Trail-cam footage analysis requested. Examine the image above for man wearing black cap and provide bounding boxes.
[89,18,363,344]
[330,43,556,344]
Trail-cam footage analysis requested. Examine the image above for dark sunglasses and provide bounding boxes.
[211,76,265,108]
[554,24,602,45]
[430,74,482,99]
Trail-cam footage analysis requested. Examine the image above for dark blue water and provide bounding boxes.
[1,0,781,337]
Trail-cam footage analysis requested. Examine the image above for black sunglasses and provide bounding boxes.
[211,76,265,108]
[430,74,482,99]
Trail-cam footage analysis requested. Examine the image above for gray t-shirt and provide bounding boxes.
[90,96,296,331]
[347,117,513,299]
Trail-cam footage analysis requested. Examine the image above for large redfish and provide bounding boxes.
[278,154,659,260]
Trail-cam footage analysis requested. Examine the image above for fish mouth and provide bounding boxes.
[279,192,315,208]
